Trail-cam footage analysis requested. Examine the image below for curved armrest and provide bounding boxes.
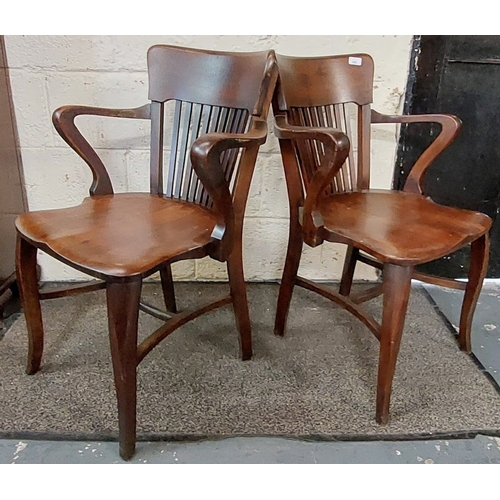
[52,104,151,196]
[190,117,267,261]
[274,114,350,246]
[371,109,461,194]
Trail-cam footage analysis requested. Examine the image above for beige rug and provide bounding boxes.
[1,283,499,441]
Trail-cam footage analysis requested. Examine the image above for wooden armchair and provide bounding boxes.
[272,53,491,425]
[15,45,278,460]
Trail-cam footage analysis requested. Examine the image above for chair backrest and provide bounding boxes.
[148,45,276,207]
[273,53,374,193]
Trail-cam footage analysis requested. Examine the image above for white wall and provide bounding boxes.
[4,35,413,282]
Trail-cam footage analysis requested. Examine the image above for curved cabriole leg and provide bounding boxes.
[16,235,44,375]
[459,233,490,354]
[227,245,252,361]
[376,263,413,425]
[339,245,359,297]
[106,279,142,461]
[274,220,303,337]
[160,264,177,313]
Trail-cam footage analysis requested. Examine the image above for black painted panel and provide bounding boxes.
[395,35,500,278]
[447,35,500,61]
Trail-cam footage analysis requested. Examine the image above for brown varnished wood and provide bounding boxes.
[410,271,467,290]
[295,277,381,340]
[160,264,177,314]
[273,52,493,426]
[273,114,350,247]
[40,281,106,300]
[16,235,43,375]
[340,105,357,190]
[16,194,218,281]
[137,295,233,364]
[274,137,305,337]
[339,246,359,296]
[317,190,491,266]
[227,241,252,360]
[0,273,16,297]
[53,104,151,196]
[357,105,371,190]
[357,252,469,290]
[148,45,272,111]
[138,302,173,322]
[371,109,461,195]
[459,233,490,353]
[376,264,412,425]
[191,117,268,261]
[107,280,141,461]
[356,252,384,270]
[15,45,279,461]
[288,103,358,193]
[274,222,303,338]
[349,283,384,305]
[275,53,374,109]
[150,101,164,196]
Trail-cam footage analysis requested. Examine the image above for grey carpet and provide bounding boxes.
[1,283,500,440]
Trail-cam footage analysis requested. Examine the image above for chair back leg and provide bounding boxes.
[459,233,490,353]
[274,219,303,337]
[160,264,177,313]
[339,246,359,297]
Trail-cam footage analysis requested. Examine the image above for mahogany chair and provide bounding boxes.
[15,45,278,460]
[272,53,492,425]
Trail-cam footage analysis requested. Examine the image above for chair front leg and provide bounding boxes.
[376,263,413,425]
[274,217,303,337]
[106,279,142,461]
[459,233,490,353]
[16,235,44,375]
[227,243,252,361]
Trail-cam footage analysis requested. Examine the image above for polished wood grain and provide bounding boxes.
[52,104,151,197]
[317,190,491,265]
[15,45,278,460]
[16,235,43,375]
[16,194,218,280]
[273,52,492,426]
[106,279,141,461]
[376,264,412,425]
[160,264,177,313]
[39,281,106,300]
[136,295,233,364]
[459,233,490,352]
[371,110,461,195]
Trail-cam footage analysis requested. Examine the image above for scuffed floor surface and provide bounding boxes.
[2,435,500,464]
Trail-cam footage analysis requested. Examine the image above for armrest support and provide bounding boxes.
[371,109,461,194]
[190,117,268,261]
[52,104,151,196]
[274,114,350,246]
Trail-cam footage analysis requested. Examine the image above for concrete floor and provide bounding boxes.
[1,283,499,464]
[425,283,500,386]
[2,434,500,464]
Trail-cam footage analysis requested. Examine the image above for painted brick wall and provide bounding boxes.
[4,35,413,282]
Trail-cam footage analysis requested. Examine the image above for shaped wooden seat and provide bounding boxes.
[272,52,491,426]
[15,45,278,460]
[16,194,218,278]
[318,190,490,265]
